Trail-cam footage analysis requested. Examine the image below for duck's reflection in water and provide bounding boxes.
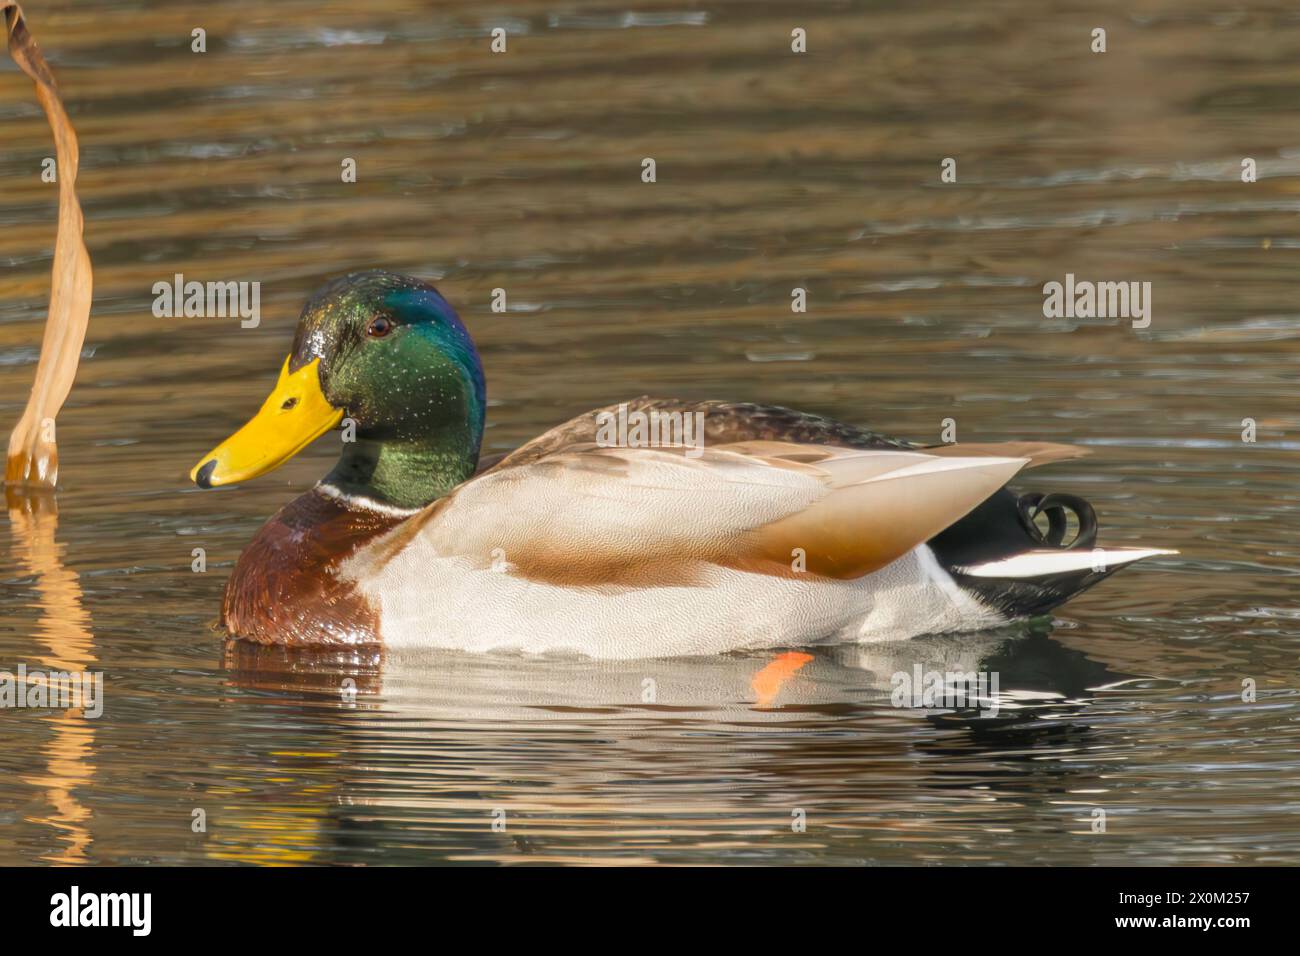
[6,489,96,865]
[211,622,1129,863]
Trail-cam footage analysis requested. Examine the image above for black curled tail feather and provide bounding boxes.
[1015,492,1097,551]
[927,486,1113,619]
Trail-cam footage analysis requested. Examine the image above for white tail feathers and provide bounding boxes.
[960,547,1178,579]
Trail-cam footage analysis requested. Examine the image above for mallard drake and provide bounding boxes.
[190,270,1173,659]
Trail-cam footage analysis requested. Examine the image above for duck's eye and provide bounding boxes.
[366,316,394,338]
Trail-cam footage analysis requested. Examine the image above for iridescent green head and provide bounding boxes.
[290,271,486,448]
[191,270,487,510]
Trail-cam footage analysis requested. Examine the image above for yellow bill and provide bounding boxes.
[190,357,342,488]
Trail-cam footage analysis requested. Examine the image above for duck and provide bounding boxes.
[190,270,1174,659]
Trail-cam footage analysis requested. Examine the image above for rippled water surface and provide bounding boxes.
[1,0,1298,865]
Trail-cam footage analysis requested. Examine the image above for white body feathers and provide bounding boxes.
[332,441,1171,659]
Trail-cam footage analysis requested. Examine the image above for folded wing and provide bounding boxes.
[361,441,1028,586]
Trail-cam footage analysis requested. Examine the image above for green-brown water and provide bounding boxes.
[1,0,1298,865]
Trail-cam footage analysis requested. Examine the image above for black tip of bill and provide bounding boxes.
[194,459,217,489]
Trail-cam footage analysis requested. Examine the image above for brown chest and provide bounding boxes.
[220,490,404,646]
